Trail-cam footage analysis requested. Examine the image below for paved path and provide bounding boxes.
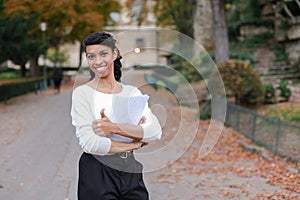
[0,71,299,200]
[0,87,80,200]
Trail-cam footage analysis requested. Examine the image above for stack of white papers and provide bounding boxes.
[105,94,149,142]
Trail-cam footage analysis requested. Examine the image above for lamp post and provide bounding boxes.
[40,22,47,90]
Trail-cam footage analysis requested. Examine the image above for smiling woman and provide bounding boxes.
[83,32,122,83]
[71,32,162,200]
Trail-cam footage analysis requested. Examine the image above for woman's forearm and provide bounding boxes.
[111,123,144,141]
[109,140,143,153]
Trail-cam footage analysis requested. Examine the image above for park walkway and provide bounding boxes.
[0,70,299,200]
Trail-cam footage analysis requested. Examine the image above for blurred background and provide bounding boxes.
[1,0,300,152]
[1,0,300,102]
[0,0,299,199]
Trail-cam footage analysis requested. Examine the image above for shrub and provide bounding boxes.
[0,77,44,101]
[264,79,292,102]
[279,79,292,99]
[265,84,275,99]
[216,60,264,105]
[199,101,211,120]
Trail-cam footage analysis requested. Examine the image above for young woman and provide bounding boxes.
[71,32,162,200]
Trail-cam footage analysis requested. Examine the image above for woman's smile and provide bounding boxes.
[95,65,108,73]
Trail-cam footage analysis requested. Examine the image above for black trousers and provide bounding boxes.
[78,152,149,200]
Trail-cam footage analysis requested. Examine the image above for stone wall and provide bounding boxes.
[239,0,300,65]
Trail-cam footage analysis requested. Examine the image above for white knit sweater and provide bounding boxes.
[71,84,162,155]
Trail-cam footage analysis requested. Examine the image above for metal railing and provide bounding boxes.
[225,102,300,162]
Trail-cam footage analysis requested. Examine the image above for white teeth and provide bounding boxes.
[95,66,106,72]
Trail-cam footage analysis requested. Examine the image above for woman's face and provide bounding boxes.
[86,44,117,79]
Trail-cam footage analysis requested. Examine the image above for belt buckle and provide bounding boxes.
[120,151,128,158]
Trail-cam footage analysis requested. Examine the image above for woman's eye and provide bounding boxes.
[100,52,108,57]
[87,55,95,60]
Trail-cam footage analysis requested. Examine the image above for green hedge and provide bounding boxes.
[0,78,44,102]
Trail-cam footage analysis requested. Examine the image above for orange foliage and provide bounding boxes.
[3,0,120,46]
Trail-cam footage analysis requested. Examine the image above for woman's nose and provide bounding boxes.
[95,55,103,64]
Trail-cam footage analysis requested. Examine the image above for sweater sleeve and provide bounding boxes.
[132,87,162,142]
[70,86,111,155]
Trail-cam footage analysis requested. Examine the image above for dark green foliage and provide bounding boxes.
[234,33,274,49]
[228,18,274,41]
[0,9,45,76]
[227,0,262,22]
[278,79,292,100]
[230,33,274,65]
[0,78,43,101]
[199,101,211,120]
[264,84,275,99]
[229,52,257,66]
[279,18,290,29]
[264,79,292,103]
[270,44,289,63]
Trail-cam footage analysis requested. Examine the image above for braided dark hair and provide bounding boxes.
[83,32,122,81]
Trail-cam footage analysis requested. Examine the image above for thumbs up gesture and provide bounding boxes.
[92,108,113,136]
[100,108,109,119]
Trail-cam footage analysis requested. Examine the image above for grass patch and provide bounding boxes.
[266,105,300,123]
[0,72,19,80]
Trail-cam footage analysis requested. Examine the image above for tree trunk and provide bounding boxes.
[29,57,39,77]
[193,0,214,55]
[210,0,229,64]
[20,64,26,77]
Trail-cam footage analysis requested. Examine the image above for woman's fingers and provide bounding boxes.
[92,120,103,134]
[139,116,146,125]
[141,142,149,147]
[92,120,111,137]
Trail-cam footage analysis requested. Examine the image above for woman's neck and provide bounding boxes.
[90,76,121,94]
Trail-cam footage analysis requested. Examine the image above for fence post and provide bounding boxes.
[225,102,229,125]
[236,106,240,132]
[274,119,281,154]
[252,113,257,140]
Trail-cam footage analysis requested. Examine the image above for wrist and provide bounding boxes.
[110,122,120,133]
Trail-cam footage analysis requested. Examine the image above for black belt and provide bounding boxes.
[114,151,133,159]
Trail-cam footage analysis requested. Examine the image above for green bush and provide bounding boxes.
[217,60,264,105]
[0,78,43,101]
[279,79,292,99]
[265,84,275,99]
[199,101,211,120]
[264,79,292,102]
